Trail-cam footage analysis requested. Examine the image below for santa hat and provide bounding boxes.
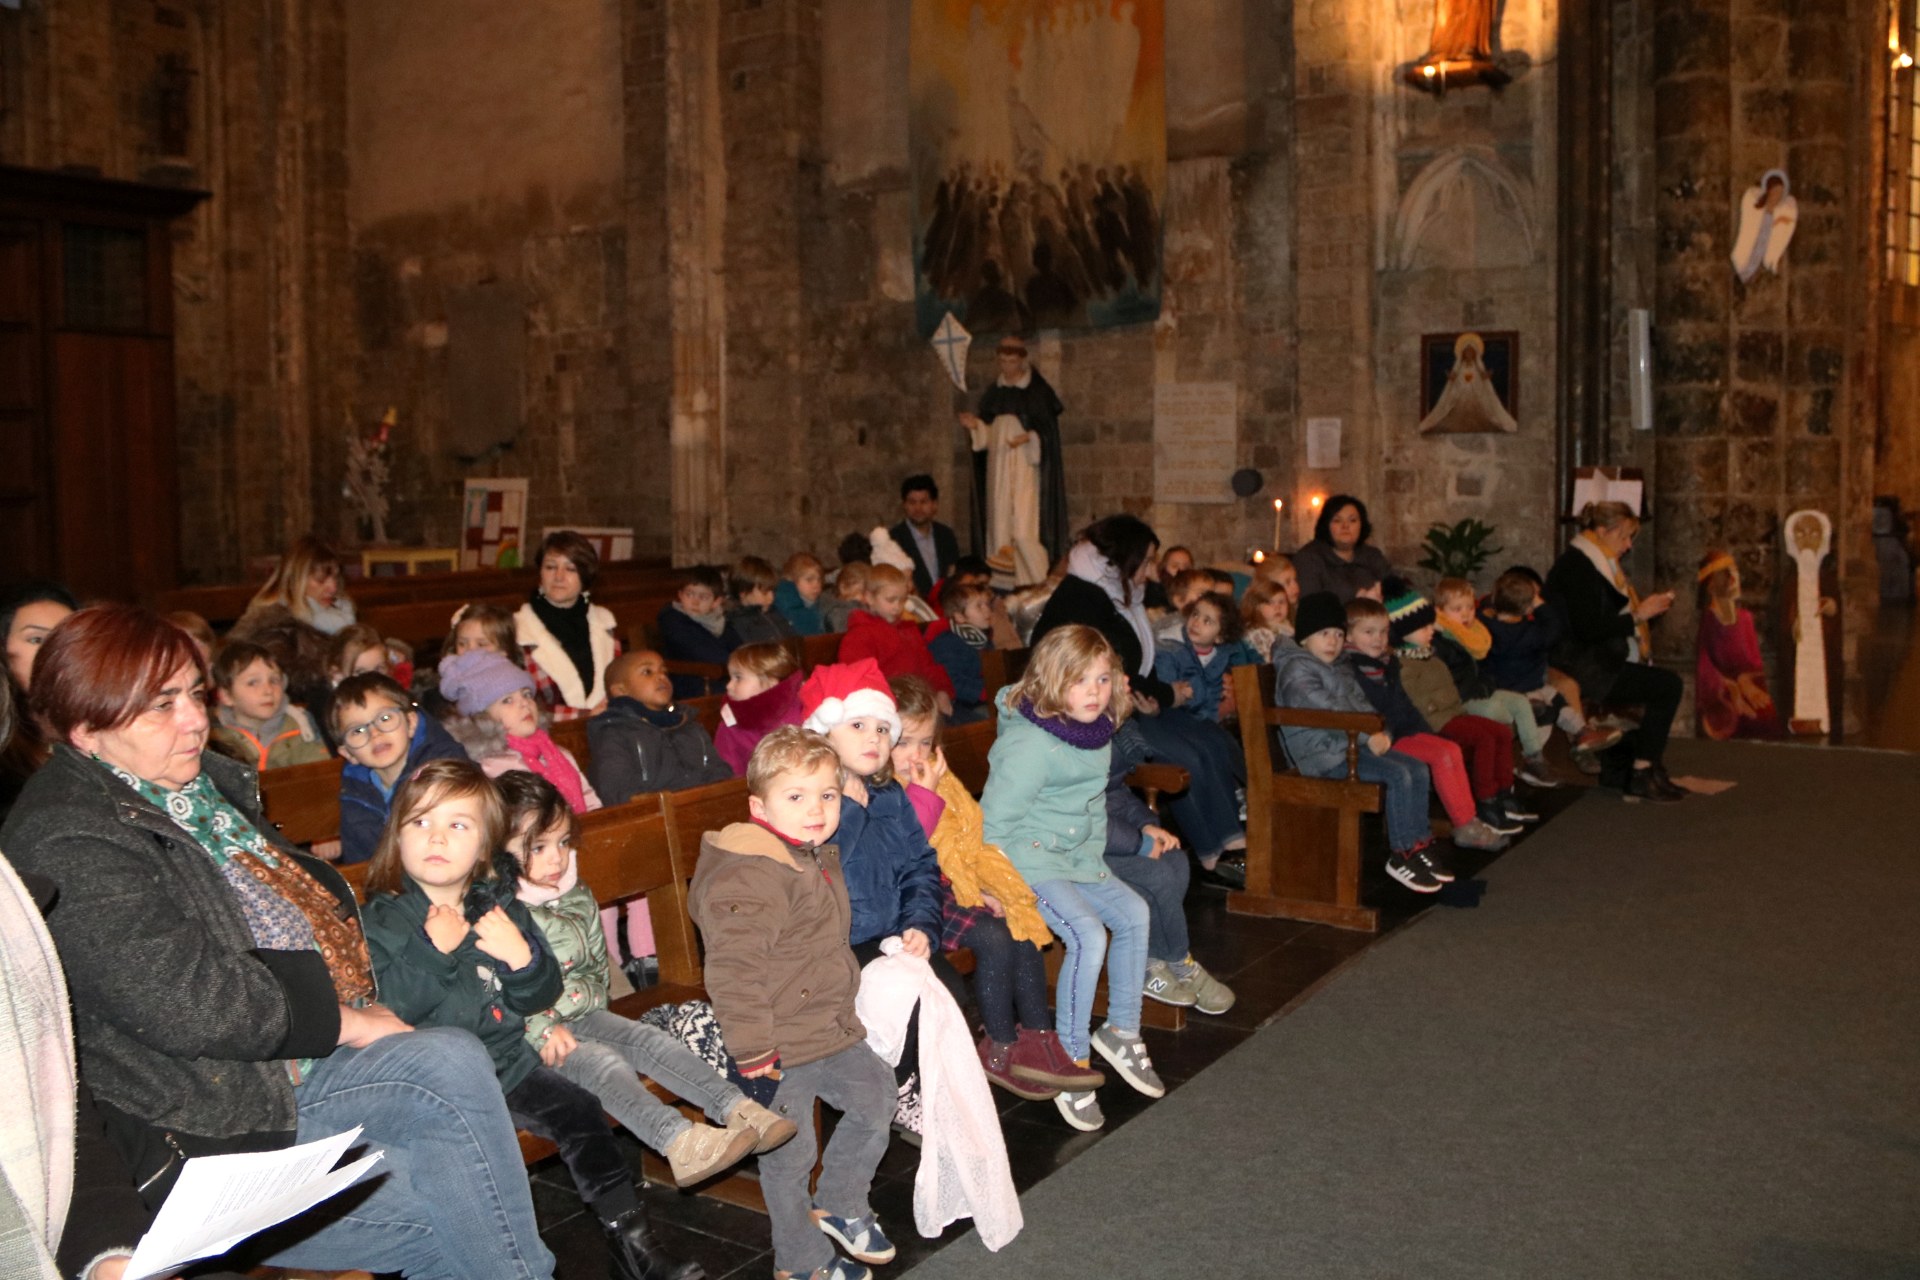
[869,527,916,575]
[800,658,902,738]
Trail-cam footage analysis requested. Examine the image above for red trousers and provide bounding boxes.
[1391,733,1476,826]
[1439,714,1515,801]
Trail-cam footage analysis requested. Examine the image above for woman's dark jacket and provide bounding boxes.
[1544,548,1638,701]
[1031,576,1176,707]
[1291,539,1394,603]
[2,746,352,1180]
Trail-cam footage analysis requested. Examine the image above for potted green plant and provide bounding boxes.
[1417,517,1503,581]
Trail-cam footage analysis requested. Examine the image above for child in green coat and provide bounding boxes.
[496,770,795,1185]
[979,625,1164,1134]
[359,758,698,1280]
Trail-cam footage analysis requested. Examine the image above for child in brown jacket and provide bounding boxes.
[688,726,898,1280]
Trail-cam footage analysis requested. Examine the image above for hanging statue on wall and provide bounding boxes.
[1782,509,1839,737]
[1404,0,1510,92]
[1731,169,1799,283]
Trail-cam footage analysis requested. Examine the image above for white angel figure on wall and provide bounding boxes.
[1419,332,1518,434]
[1731,169,1798,283]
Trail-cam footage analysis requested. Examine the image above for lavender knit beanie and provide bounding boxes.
[438,648,535,717]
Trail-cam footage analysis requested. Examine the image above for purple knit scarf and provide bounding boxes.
[1018,698,1117,750]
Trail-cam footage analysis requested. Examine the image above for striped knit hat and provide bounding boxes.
[1386,589,1437,647]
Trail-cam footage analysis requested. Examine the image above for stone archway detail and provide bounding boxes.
[1391,147,1537,271]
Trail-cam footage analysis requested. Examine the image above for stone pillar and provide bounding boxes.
[1290,0,1376,546]
[665,0,729,565]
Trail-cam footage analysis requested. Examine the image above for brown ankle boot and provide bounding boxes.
[1009,1026,1105,1090]
[978,1032,1058,1099]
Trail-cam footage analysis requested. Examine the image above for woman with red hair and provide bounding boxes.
[1,605,558,1280]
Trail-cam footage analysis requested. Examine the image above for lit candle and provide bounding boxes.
[1272,497,1285,551]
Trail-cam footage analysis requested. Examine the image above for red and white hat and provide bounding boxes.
[800,658,902,739]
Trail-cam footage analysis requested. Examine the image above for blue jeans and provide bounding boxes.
[1134,713,1245,859]
[256,1027,555,1280]
[1354,748,1431,852]
[1031,876,1150,1061]
[1104,844,1192,962]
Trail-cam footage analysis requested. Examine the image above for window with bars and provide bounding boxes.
[1889,0,1920,284]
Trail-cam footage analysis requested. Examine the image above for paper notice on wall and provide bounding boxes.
[1306,417,1342,470]
[1153,382,1237,505]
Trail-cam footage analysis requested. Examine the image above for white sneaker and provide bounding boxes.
[1091,1026,1166,1098]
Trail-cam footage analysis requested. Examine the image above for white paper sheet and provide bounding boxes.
[125,1127,384,1280]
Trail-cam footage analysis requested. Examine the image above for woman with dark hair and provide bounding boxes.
[0,583,78,816]
[1545,501,1685,802]
[1,605,559,1279]
[1032,516,1248,885]
[1292,495,1395,603]
[514,530,622,721]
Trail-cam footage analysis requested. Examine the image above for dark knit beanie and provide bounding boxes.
[1294,591,1348,642]
[1386,589,1437,646]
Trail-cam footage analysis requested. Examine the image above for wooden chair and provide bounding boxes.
[1229,663,1384,933]
[260,757,344,846]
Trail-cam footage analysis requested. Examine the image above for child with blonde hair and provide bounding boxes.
[1240,578,1294,662]
[717,641,804,775]
[247,535,355,634]
[326,623,389,686]
[821,562,870,634]
[980,625,1163,1132]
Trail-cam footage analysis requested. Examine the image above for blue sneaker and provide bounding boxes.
[777,1260,872,1280]
[810,1210,896,1264]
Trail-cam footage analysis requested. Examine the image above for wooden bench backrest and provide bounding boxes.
[659,778,753,985]
[801,632,843,671]
[685,693,725,738]
[574,797,702,986]
[361,595,523,655]
[260,757,344,846]
[548,716,592,772]
[943,718,996,797]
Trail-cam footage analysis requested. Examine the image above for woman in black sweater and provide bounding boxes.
[1544,502,1685,802]
[1033,515,1247,882]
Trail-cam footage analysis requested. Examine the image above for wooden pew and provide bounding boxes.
[1229,663,1384,932]
[800,632,843,671]
[548,716,592,772]
[259,757,344,846]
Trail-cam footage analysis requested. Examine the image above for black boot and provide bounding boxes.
[606,1206,704,1280]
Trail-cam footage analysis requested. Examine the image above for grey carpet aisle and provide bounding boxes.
[904,740,1920,1279]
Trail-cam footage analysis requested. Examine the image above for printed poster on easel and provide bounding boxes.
[461,478,529,570]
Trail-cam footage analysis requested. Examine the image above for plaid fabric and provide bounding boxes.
[939,876,998,952]
[524,640,622,721]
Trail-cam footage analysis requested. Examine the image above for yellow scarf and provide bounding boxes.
[1577,531,1652,660]
[929,772,1053,946]
[1436,611,1492,660]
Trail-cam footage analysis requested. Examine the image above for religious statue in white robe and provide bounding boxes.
[967,413,1049,586]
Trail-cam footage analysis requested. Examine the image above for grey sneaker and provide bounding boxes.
[1186,963,1236,1016]
[1053,1088,1105,1131]
[1091,1026,1166,1098]
[1451,818,1510,852]
[1142,958,1198,1007]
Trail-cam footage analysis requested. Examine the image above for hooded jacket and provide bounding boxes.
[838,610,956,698]
[925,623,986,712]
[1271,643,1379,778]
[836,776,943,947]
[1433,629,1494,702]
[1398,648,1466,730]
[361,880,561,1093]
[715,673,804,776]
[979,687,1111,885]
[1479,604,1563,694]
[688,822,866,1072]
[655,603,738,700]
[515,850,609,1050]
[772,579,827,637]
[586,696,732,806]
[338,711,472,864]
[211,704,330,773]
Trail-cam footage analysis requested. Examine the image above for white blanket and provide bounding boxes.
[856,940,1022,1251]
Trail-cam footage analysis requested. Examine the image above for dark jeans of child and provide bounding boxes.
[506,1065,638,1222]
[852,939,967,1088]
[948,914,1051,1044]
[1104,845,1192,963]
[759,1042,896,1276]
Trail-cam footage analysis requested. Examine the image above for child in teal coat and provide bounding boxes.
[979,624,1164,1133]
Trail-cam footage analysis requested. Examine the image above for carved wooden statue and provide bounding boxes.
[1783,509,1838,737]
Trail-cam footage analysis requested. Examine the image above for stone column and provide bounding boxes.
[665,0,729,565]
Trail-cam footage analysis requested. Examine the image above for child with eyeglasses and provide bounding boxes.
[332,671,472,864]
